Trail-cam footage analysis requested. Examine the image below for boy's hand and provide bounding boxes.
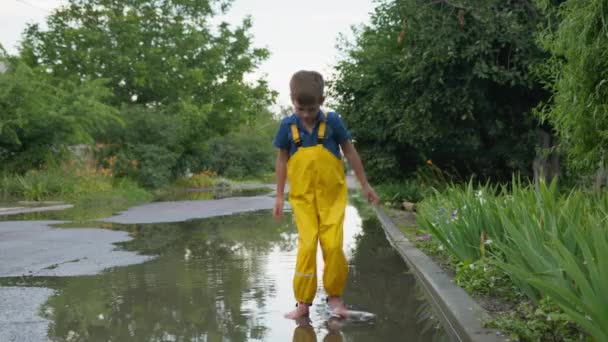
[362,184,379,205]
[273,197,284,219]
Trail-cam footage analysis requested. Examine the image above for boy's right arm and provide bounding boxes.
[273,149,289,219]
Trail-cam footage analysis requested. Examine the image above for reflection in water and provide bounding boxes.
[154,187,273,202]
[0,206,446,341]
[293,317,345,342]
[0,187,272,223]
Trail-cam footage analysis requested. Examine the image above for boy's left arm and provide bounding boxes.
[341,141,379,205]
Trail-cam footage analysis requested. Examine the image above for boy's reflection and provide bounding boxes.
[292,317,344,342]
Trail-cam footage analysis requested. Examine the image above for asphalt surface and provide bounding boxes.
[0,195,278,342]
[0,287,54,342]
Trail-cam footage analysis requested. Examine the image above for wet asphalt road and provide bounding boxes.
[0,196,276,342]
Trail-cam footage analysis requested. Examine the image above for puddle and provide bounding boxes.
[0,188,273,224]
[0,198,145,223]
[155,187,273,202]
[0,206,447,341]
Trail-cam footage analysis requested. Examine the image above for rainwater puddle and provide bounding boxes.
[0,205,447,341]
[155,187,273,202]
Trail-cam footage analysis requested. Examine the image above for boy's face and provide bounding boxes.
[292,98,324,123]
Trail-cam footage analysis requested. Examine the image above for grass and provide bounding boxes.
[0,164,152,221]
[376,179,430,205]
[383,204,586,341]
[412,178,605,341]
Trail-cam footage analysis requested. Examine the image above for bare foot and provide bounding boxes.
[327,296,348,318]
[295,315,312,327]
[284,303,310,320]
[326,316,344,332]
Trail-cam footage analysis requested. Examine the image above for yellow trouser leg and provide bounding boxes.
[319,211,347,297]
[318,183,348,297]
[323,333,344,342]
[291,198,319,304]
[293,325,317,342]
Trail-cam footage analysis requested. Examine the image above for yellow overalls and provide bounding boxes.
[287,112,349,305]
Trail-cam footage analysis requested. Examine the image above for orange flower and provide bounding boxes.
[105,156,118,168]
[426,160,433,166]
[99,168,112,177]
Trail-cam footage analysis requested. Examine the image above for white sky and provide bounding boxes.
[0,0,374,108]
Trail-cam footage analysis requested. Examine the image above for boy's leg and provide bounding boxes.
[317,184,348,315]
[318,210,348,297]
[319,213,348,317]
[286,198,319,319]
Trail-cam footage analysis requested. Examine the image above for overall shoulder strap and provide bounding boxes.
[290,123,302,147]
[317,111,327,144]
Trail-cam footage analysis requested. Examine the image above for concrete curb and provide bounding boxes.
[373,206,505,342]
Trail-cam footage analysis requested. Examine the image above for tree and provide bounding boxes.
[18,0,277,181]
[533,0,608,175]
[20,0,274,131]
[332,0,549,181]
[0,58,120,172]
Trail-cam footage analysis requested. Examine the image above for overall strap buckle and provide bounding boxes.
[291,111,327,147]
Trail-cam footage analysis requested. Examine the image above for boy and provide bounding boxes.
[273,70,379,320]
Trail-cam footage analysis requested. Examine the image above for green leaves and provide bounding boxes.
[417,180,608,340]
[523,217,608,341]
[487,298,583,341]
[20,0,269,112]
[9,0,276,183]
[417,180,502,262]
[533,0,608,174]
[0,59,120,172]
[332,0,547,182]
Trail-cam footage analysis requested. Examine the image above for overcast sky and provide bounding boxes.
[1,0,374,108]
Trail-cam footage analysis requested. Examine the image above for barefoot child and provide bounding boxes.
[273,70,379,320]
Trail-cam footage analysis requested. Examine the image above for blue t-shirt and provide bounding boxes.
[273,111,351,160]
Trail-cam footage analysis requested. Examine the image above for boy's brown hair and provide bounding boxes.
[290,70,324,105]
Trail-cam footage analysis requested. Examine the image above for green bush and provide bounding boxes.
[1,168,78,201]
[117,145,178,189]
[498,200,608,341]
[204,128,275,179]
[375,161,456,205]
[417,181,607,340]
[173,171,219,189]
[417,180,502,262]
[333,0,547,182]
[376,179,428,204]
[533,0,608,174]
[0,162,149,205]
[454,257,522,302]
[99,105,277,187]
[487,298,583,342]
[0,59,120,173]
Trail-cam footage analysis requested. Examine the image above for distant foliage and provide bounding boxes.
[204,127,276,179]
[6,0,278,185]
[533,0,608,173]
[0,59,120,173]
[332,0,548,181]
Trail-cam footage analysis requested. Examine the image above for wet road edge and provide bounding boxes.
[373,206,505,342]
[0,204,74,216]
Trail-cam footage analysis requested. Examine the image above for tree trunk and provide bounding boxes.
[533,129,560,187]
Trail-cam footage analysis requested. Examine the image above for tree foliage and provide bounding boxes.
[533,0,608,173]
[0,58,120,172]
[332,0,548,181]
[12,0,277,184]
[20,0,275,130]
